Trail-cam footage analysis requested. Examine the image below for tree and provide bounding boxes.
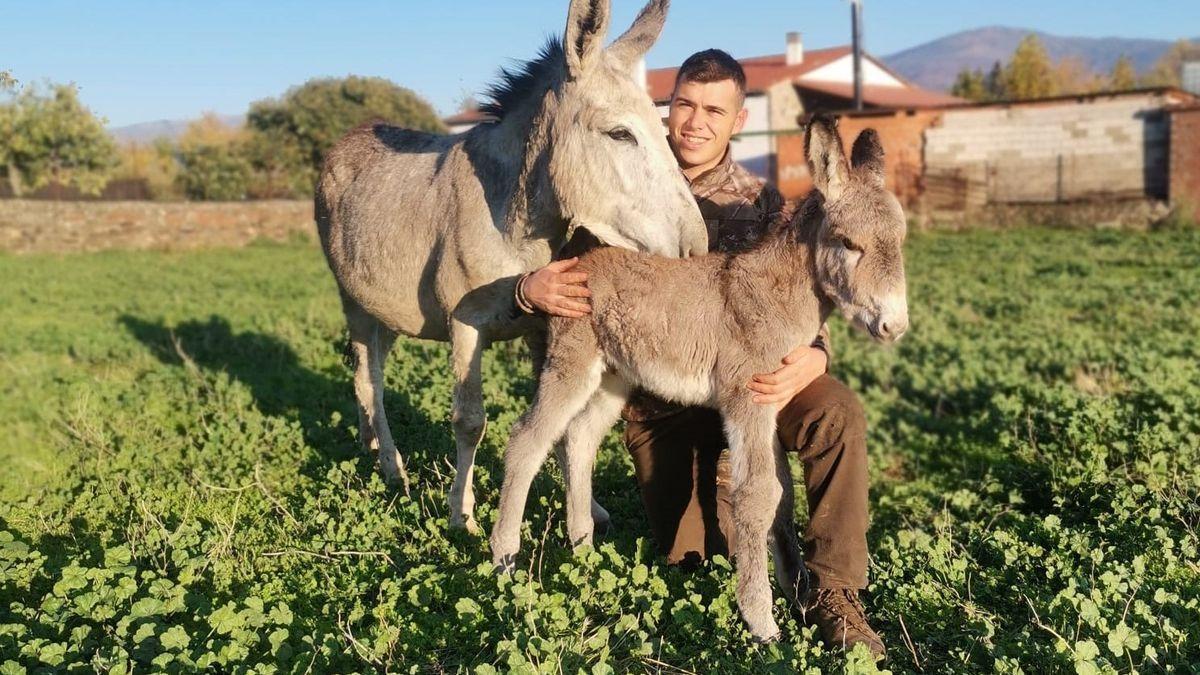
[1054,56,1103,95]
[1108,54,1138,91]
[0,70,15,91]
[114,139,181,200]
[950,67,988,101]
[0,82,118,197]
[175,113,251,201]
[1003,35,1057,99]
[246,76,445,190]
[1141,39,1197,88]
[240,103,309,199]
[983,61,1007,101]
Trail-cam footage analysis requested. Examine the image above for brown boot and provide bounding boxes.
[800,588,886,660]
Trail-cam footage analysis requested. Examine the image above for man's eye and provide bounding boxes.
[607,127,637,145]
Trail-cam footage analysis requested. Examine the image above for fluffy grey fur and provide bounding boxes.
[315,0,707,532]
[490,116,910,642]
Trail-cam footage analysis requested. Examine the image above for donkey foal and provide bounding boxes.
[490,117,909,641]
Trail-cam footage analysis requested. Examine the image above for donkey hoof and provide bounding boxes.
[752,628,783,644]
[492,553,517,575]
[449,512,480,535]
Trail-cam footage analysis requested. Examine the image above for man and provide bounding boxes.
[516,49,885,658]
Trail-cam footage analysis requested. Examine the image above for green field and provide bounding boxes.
[1,228,1198,673]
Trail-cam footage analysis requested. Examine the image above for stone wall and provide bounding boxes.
[0,200,315,254]
[925,93,1174,204]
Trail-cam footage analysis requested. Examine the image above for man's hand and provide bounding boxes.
[523,257,591,318]
[748,344,828,405]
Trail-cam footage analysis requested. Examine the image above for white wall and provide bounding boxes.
[799,55,905,87]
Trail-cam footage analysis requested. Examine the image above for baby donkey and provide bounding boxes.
[490,116,909,641]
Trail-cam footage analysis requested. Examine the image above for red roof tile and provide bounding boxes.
[797,79,963,108]
[646,46,852,102]
[443,109,494,126]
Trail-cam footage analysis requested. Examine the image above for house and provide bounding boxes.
[441,32,959,176]
[643,33,961,177]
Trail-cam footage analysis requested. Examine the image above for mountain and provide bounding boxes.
[108,114,244,144]
[884,26,1194,92]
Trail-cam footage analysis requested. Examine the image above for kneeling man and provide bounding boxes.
[518,49,885,658]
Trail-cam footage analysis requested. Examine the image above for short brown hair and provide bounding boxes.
[673,49,747,99]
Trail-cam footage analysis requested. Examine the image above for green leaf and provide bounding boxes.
[160,625,190,651]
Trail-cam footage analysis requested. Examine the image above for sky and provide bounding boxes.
[4,0,1197,128]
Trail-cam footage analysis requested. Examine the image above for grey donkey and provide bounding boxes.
[490,116,909,642]
[315,0,707,532]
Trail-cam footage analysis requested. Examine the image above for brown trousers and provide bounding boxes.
[624,375,869,589]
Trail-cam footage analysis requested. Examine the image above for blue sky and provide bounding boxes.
[4,0,1196,127]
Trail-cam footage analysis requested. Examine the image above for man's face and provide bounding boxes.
[667,78,748,177]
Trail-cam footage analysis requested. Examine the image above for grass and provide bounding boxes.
[1,228,1198,673]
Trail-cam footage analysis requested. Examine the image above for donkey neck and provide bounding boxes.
[466,94,569,266]
[726,195,833,330]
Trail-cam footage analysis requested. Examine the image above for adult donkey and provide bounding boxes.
[316,0,707,532]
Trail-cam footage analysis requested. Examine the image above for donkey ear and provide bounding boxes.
[850,128,886,187]
[804,114,850,201]
[564,0,612,78]
[608,0,669,68]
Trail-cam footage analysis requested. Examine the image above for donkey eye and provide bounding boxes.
[839,236,862,253]
[606,127,637,145]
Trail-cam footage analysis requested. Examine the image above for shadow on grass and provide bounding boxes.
[115,314,638,538]
[117,314,445,475]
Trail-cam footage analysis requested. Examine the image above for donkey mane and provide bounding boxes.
[479,38,566,120]
[719,191,824,263]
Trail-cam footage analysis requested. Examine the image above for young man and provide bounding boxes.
[517,50,885,658]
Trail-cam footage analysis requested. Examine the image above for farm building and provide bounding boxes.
[642,33,960,176]
[442,32,960,173]
[773,87,1200,223]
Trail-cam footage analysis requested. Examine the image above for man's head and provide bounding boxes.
[667,49,749,179]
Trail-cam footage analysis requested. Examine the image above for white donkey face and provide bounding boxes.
[547,0,707,258]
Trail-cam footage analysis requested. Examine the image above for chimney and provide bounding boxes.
[786,32,804,66]
[633,57,647,90]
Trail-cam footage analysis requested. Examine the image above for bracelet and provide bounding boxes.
[514,272,537,315]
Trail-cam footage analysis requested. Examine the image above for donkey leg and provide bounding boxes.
[526,331,611,531]
[770,439,806,606]
[561,372,629,548]
[491,357,604,573]
[448,320,488,533]
[347,308,409,492]
[723,404,786,642]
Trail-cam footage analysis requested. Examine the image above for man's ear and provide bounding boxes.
[732,107,748,136]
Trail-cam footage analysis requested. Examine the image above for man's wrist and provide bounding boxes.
[513,272,537,315]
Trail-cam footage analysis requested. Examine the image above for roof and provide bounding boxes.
[645,46,852,102]
[797,79,962,108]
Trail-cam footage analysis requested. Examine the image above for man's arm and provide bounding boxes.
[746,183,831,405]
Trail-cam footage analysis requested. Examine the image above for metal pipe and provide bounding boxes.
[851,0,863,111]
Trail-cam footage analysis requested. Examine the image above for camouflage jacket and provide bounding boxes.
[622,149,831,423]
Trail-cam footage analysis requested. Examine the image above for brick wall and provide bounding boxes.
[0,200,315,254]
[1169,106,1200,221]
[925,93,1173,204]
[774,109,941,204]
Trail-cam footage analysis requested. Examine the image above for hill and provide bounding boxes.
[108,113,244,144]
[885,26,1194,92]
